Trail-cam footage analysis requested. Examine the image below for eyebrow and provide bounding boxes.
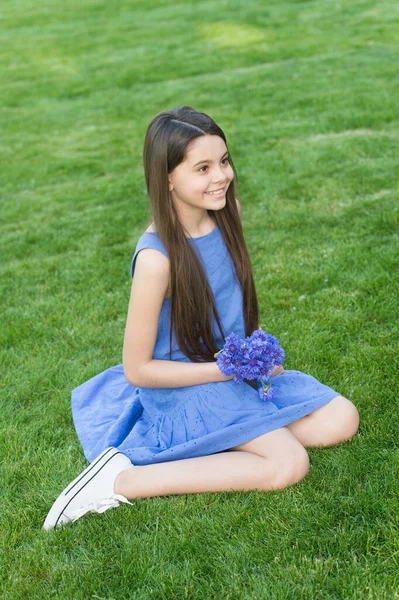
[192,151,229,167]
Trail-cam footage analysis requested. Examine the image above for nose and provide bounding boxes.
[213,165,228,184]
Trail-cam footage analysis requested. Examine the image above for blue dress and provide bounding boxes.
[71,225,340,465]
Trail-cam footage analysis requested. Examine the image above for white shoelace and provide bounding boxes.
[68,494,132,522]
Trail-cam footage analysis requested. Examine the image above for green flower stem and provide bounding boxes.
[260,381,273,393]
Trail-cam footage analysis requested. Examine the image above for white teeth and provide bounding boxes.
[207,188,224,195]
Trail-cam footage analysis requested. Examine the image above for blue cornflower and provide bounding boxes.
[258,382,275,402]
[215,328,285,400]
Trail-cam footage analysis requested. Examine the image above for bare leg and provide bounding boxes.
[115,428,309,499]
[286,395,360,447]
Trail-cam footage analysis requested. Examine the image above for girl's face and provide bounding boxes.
[168,134,234,214]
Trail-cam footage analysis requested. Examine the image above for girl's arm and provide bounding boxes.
[123,248,233,389]
[135,359,231,389]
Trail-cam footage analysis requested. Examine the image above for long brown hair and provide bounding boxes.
[143,106,259,362]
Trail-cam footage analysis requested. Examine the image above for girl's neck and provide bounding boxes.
[183,213,217,238]
[146,213,217,238]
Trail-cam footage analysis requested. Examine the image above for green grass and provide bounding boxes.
[1,0,398,597]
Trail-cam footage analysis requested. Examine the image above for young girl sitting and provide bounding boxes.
[43,105,359,530]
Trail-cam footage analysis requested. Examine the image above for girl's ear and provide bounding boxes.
[168,180,173,192]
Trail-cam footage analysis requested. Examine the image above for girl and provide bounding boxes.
[43,106,359,530]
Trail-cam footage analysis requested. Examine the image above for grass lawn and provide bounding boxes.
[1,0,398,598]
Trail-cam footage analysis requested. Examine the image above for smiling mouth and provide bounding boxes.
[206,187,226,196]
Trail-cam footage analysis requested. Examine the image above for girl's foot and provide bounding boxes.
[43,447,133,530]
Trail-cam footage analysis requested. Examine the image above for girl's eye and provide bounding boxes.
[199,157,230,172]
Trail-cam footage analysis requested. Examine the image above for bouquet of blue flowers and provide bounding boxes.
[214,329,285,401]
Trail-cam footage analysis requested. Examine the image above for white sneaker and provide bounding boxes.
[43,447,133,530]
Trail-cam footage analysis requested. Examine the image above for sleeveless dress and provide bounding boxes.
[71,225,340,465]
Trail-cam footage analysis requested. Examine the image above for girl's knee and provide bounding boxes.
[330,397,360,444]
[270,446,310,490]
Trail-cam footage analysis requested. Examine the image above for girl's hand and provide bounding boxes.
[270,365,284,377]
[214,362,236,382]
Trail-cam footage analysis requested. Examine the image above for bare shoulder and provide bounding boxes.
[235,198,242,219]
[144,222,156,233]
[135,246,169,273]
[135,247,171,299]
